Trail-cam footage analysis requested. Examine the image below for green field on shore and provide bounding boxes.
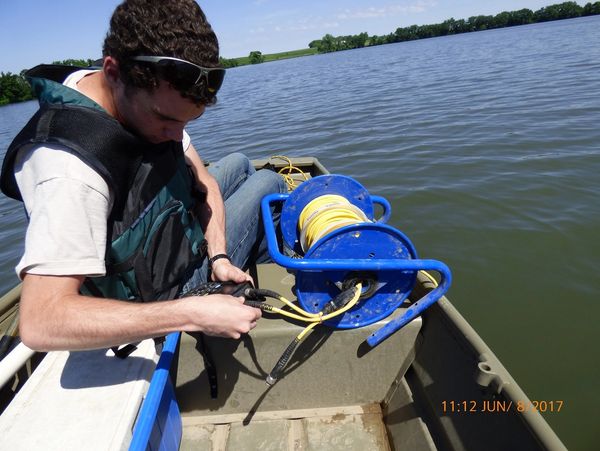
[231,48,318,66]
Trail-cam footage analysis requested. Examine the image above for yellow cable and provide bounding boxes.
[299,195,369,251]
[319,283,362,322]
[269,155,309,191]
[264,283,363,325]
[295,283,362,340]
[297,321,319,340]
[269,306,322,322]
[298,195,348,226]
[275,294,322,318]
[419,270,439,287]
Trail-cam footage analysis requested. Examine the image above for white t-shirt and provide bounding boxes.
[14,70,191,278]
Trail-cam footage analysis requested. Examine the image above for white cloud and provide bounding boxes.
[270,14,340,34]
[338,7,386,20]
[337,1,437,20]
[323,22,340,29]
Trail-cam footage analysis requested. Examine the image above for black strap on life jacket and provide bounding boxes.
[25,64,92,84]
[1,103,145,219]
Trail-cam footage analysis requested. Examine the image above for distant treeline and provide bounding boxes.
[309,1,600,53]
[0,71,32,105]
[0,59,95,106]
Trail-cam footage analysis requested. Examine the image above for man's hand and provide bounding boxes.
[210,258,253,284]
[183,294,261,339]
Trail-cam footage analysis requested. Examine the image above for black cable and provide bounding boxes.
[244,300,273,312]
[246,288,282,300]
[266,337,301,385]
[262,285,358,386]
[321,287,358,315]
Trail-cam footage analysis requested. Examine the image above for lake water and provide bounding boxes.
[1,16,598,449]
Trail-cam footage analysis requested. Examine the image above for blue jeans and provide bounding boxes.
[180,153,286,294]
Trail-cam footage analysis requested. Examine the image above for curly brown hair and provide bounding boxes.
[103,0,221,105]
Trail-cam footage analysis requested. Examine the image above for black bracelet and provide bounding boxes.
[208,253,230,268]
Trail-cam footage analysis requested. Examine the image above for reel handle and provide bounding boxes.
[369,195,391,223]
[366,263,451,347]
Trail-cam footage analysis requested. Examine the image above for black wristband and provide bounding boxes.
[208,253,230,268]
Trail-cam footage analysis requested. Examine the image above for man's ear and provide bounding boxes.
[103,56,121,87]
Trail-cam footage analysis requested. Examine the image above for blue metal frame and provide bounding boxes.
[262,193,452,346]
[129,332,182,451]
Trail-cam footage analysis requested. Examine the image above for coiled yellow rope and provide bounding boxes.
[269,155,309,191]
[298,194,370,252]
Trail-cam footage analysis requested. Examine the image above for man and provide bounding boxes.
[0,0,285,350]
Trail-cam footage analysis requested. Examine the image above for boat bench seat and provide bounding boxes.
[0,339,159,450]
[176,263,422,417]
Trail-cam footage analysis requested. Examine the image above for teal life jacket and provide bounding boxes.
[0,65,207,301]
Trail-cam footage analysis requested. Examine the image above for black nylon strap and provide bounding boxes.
[1,103,145,219]
[26,64,87,83]
[196,333,218,399]
[111,343,139,359]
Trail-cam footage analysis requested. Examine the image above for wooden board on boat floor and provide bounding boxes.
[180,403,391,451]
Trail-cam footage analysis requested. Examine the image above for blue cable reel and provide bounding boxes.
[261,175,452,347]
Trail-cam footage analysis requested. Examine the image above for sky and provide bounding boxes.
[0,0,580,74]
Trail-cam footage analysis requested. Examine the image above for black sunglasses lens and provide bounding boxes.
[160,60,199,86]
[206,69,225,93]
[152,59,225,93]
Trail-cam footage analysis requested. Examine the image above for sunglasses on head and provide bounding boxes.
[131,55,226,94]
